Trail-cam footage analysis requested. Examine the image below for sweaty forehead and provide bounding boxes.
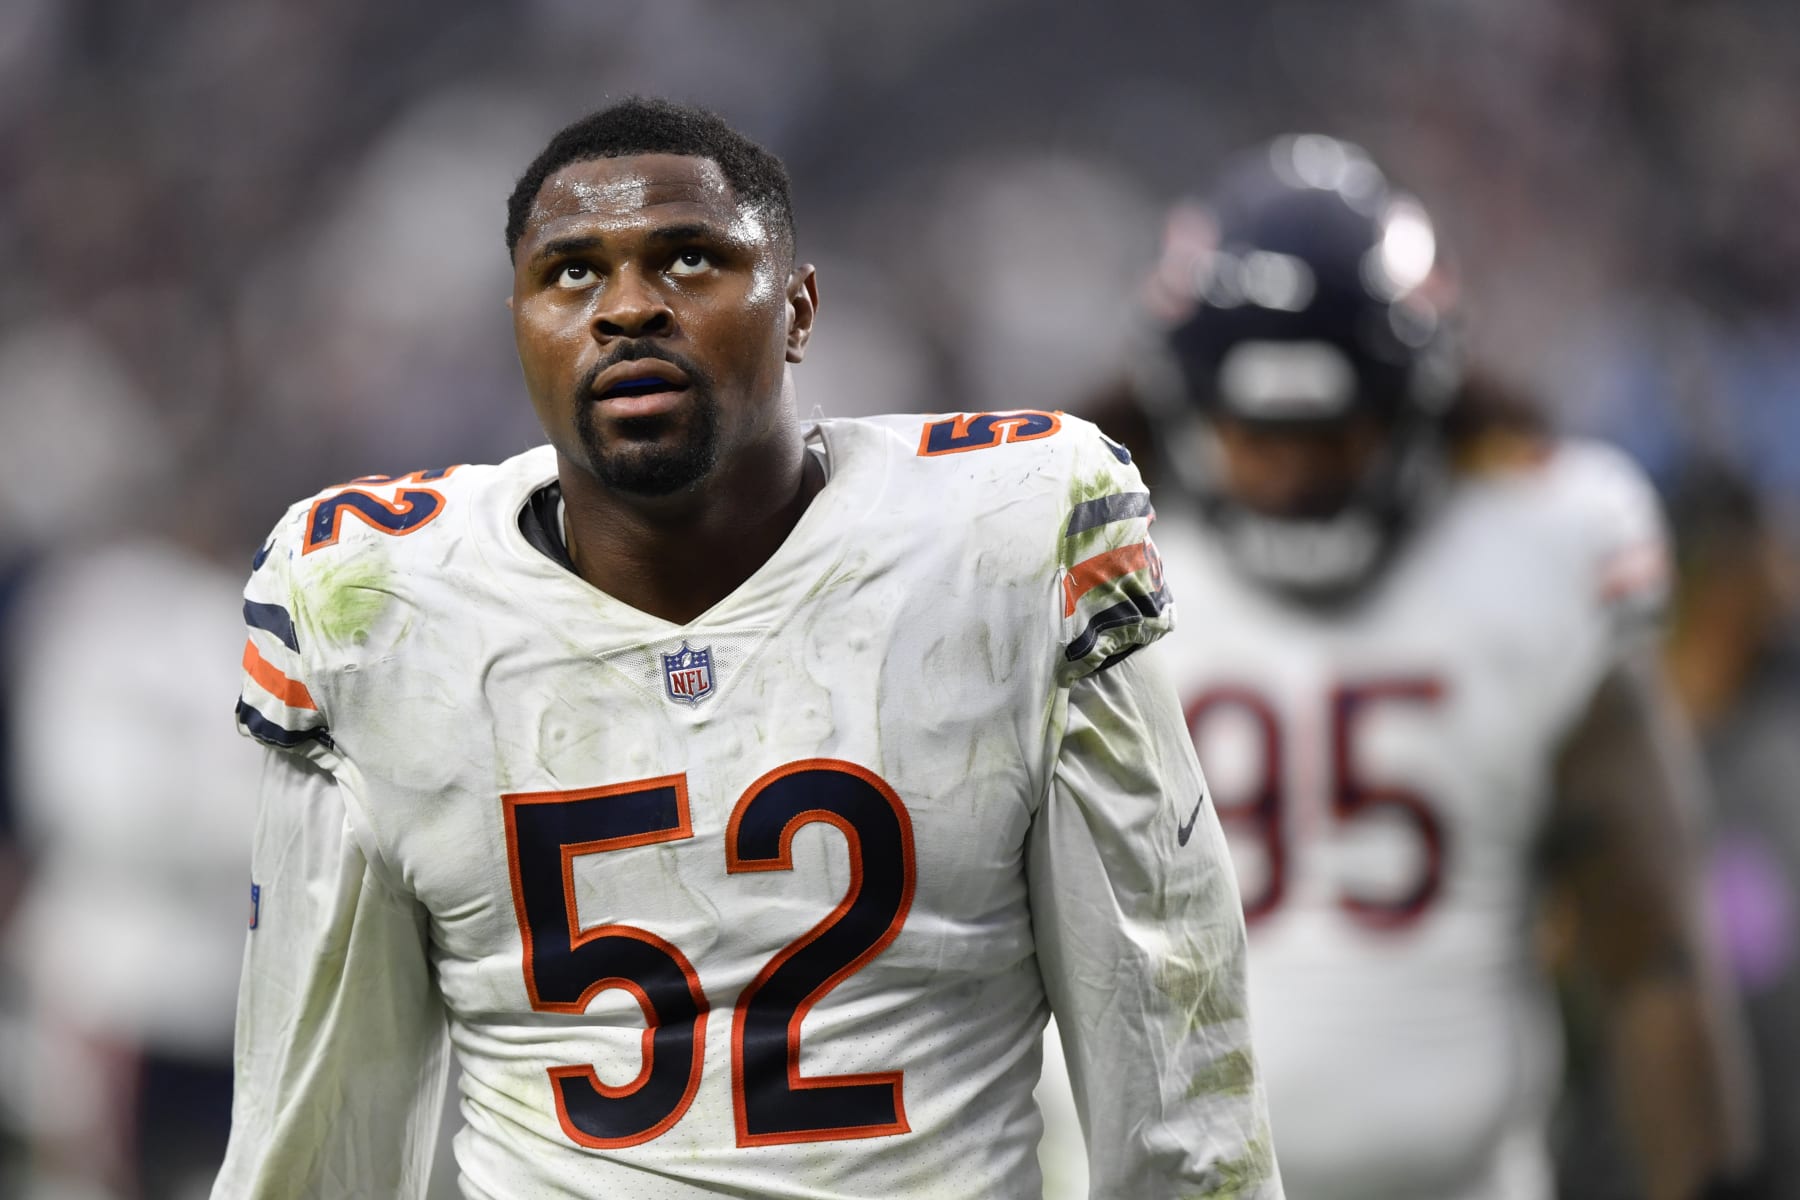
[524,153,746,243]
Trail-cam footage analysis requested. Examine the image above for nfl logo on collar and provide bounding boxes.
[662,642,715,706]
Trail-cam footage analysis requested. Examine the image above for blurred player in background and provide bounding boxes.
[212,99,1279,1199]
[1053,135,1749,1200]
[6,538,255,1200]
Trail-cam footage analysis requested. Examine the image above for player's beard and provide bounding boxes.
[573,350,721,497]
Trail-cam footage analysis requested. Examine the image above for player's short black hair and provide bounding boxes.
[505,97,794,258]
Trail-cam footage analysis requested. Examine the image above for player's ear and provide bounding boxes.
[785,265,818,364]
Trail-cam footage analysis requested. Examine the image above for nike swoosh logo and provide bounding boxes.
[1177,790,1208,846]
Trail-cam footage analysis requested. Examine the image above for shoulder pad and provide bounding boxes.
[867,410,1171,683]
[1545,438,1671,638]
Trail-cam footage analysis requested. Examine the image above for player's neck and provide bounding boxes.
[556,431,825,625]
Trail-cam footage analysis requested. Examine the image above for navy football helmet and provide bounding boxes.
[1145,134,1460,601]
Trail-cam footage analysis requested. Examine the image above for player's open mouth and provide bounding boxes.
[598,376,689,400]
[591,363,693,417]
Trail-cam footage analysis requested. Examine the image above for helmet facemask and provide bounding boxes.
[1170,403,1449,605]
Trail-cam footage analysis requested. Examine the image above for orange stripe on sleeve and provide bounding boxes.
[1063,542,1149,617]
[242,638,318,711]
[1598,540,1670,604]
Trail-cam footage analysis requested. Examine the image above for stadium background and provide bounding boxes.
[1,2,1796,1196]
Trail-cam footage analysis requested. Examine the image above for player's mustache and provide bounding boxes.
[579,343,712,395]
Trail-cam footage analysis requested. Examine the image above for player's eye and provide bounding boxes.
[667,250,711,276]
[554,263,597,289]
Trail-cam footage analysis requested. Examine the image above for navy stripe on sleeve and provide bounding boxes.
[1063,585,1172,663]
[243,600,299,652]
[1094,642,1145,674]
[236,699,331,750]
[1065,492,1152,537]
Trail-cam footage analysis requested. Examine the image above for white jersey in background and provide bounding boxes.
[1147,438,1669,1200]
[213,413,1281,1199]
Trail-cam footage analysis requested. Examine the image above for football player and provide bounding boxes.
[210,99,1282,1198]
[1067,135,1749,1200]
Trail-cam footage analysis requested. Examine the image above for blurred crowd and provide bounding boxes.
[2,2,1797,1197]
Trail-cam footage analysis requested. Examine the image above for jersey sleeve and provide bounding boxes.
[1029,648,1282,1197]
[1055,429,1174,686]
[211,748,448,1199]
[236,512,333,757]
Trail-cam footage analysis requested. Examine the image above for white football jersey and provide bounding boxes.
[1147,438,1670,1200]
[214,412,1281,1199]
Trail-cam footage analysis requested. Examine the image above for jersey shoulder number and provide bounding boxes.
[302,466,464,554]
[916,409,1062,456]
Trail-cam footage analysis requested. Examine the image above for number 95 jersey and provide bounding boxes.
[1151,439,1669,1200]
[217,413,1279,1199]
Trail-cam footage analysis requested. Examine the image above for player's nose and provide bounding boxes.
[593,266,674,340]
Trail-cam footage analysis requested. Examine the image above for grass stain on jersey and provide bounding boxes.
[1185,1048,1257,1100]
[306,557,399,648]
[1155,932,1248,1032]
[1183,1128,1277,1198]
